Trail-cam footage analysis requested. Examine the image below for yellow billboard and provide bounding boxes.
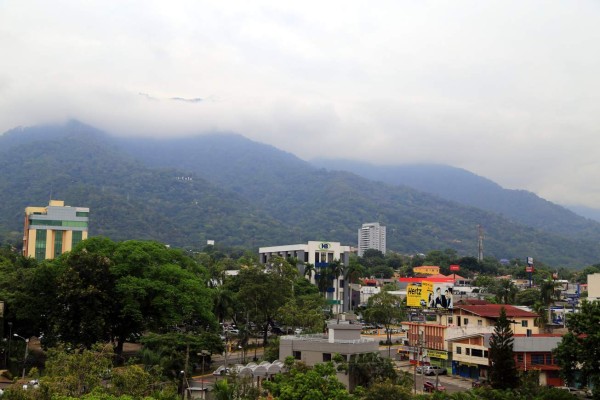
[407,282,433,307]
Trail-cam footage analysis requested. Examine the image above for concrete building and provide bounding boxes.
[259,241,352,314]
[404,304,539,375]
[587,273,600,301]
[357,222,386,257]
[279,315,378,390]
[23,200,89,260]
[448,333,564,386]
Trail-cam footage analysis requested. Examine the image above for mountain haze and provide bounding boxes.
[119,131,600,267]
[1,121,600,267]
[312,159,600,241]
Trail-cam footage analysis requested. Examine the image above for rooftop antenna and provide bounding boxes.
[477,225,484,262]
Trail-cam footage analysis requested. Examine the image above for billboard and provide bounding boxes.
[407,281,453,309]
[407,283,429,307]
[427,284,453,309]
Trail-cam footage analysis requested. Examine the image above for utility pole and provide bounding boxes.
[477,225,484,262]
[181,343,189,400]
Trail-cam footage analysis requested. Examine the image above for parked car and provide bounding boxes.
[422,366,447,376]
[294,328,303,335]
[423,381,446,392]
[212,366,230,376]
[271,326,285,335]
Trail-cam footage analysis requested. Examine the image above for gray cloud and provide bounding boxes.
[0,1,599,208]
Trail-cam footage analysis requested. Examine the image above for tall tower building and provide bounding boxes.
[357,222,386,256]
[23,200,89,260]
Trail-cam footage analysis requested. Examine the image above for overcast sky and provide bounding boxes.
[1,1,599,208]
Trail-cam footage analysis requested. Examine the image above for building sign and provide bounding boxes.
[413,266,440,275]
[426,349,448,360]
[318,243,331,250]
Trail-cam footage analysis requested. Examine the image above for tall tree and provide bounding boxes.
[539,279,560,326]
[344,257,365,311]
[234,260,295,345]
[363,289,405,355]
[303,262,315,281]
[488,307,519,390]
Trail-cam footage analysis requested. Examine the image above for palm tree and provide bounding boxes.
[213,287,234,324]
[495,279,518,304]
[539,279,560,328]
[303,262,315,283]
[329,259,344,312]
[344,259,365,312]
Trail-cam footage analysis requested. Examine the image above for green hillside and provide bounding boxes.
[1,121,599,267]
[0,122,295,248]
[121,133,600,267]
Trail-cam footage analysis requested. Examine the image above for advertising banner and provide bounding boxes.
[407,284,429,307]
[427,284,454,309]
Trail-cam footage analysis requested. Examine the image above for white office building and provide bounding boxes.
[259,241,352,314]
[357,222,386,256]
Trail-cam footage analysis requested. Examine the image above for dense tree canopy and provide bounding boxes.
[1,238,217,356]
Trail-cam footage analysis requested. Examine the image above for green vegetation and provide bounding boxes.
[1,122,600,266]
[488,307,519,390]
[554,300,600,397]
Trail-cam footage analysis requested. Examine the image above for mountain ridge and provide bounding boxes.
[1,121,599,267]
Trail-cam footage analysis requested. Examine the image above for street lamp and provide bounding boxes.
[13,334,29,379]
[6,322,12,368]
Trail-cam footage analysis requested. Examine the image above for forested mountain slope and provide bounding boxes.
[311,159,600,241]
[0,122,295,248]
[118,133,600,267]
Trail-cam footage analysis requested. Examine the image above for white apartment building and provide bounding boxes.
[357,222,386,256]
[259,241,352,314]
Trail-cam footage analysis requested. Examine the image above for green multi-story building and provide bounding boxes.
[23,200,89,260]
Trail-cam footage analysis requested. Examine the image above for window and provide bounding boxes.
[54,231,63,257]
[448,316,453,324]
[323,353,332,362]
[456,346,462,354]
[35,229,47,261]
[484,351,489,358]
[464,318,469,325]
[72,230,83,249]
[517,354,524,363]
[531,354,544,365]
[76,211,89,217]
[472,349,483,357]
[477,320,482,326]
[293,351,302,360]
[29,219,88,228]
[466,348,471,356]
[522,320,528,327]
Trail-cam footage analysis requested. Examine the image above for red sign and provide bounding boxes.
[526,266,534,273]
[450,265,460,271]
